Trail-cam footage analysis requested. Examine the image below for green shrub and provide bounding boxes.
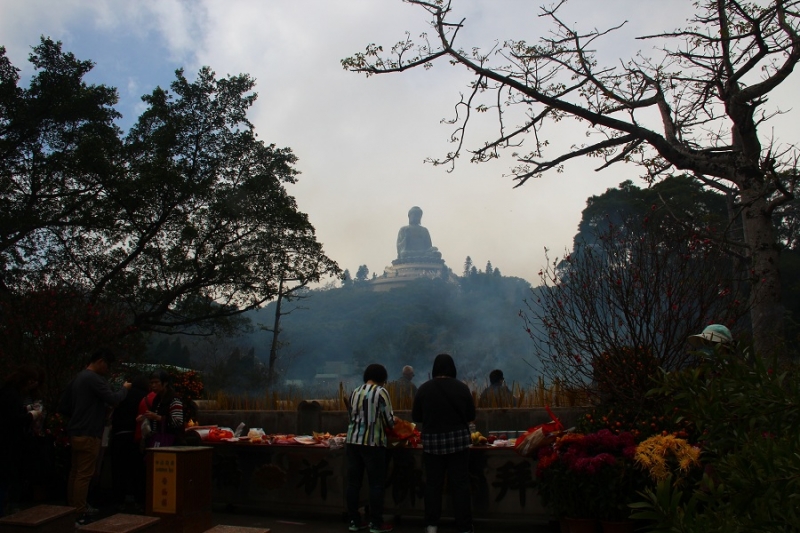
[630,347,800,532]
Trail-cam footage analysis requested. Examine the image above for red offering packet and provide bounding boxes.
[514,406,564,457]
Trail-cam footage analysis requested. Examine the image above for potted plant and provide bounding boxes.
[535,430,643,533]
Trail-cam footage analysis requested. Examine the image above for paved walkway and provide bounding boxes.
[66,502,559,532]
[211,507,559,533]
[9,499,558,532]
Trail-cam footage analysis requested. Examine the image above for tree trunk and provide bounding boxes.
[740,185,785,357]
[268,277,284,385]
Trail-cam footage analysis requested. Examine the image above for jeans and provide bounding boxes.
[423,448,473,532]
[67,436,101,514]
[345,443,387,525]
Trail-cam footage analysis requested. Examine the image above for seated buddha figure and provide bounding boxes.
[394,206,443,264]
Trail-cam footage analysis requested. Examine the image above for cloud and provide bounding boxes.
[2,0,799,286]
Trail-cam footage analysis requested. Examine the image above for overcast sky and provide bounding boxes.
[3,0,799,286]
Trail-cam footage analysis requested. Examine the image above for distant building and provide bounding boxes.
[313,361,359,385]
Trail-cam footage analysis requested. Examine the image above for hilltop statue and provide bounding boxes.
[374,205,451,290]
[394,206,443,265]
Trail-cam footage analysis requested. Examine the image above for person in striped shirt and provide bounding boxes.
[137,371,183,447]
[345,364,397,533]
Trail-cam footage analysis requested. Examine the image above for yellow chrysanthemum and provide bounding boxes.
[634,434,701,482]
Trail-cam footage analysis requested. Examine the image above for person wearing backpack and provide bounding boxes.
[66,349,130,522]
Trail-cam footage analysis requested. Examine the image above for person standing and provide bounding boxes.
[0,366,43,516]
[66,349,130,521]
[688,324,734,354]
[389,365,417,407]
[412,353,476,533]
[110,374,149,510]
[345,364,396,533]
[477,369,515,408]
[137,371,184,447]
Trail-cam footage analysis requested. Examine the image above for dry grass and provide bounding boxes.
[209,377,585,411]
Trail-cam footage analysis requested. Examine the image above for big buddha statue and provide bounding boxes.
[393,206,443,265]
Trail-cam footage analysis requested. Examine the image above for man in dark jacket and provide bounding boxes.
[477,369,515,408]
[66,349,130,519]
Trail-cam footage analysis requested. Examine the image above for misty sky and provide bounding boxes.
[3,0,799,286]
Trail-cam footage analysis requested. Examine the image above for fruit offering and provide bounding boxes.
[471,431,488,445]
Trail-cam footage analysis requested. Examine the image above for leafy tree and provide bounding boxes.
[0,41,338,391]
[355,265,370,282]
[521,192,748,404]
[576,176,732,249]
[0,289,143,409]
[343,0,800,356]
[0,38,121,293]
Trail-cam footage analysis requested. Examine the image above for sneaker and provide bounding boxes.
[349,520,368,532]
[83,505,100,516]
[369,523,393,533]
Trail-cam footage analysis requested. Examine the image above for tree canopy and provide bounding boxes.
[343,0,800,357]
[0,38,339,389]
[523,176,751,402]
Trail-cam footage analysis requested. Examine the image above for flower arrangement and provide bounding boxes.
[387,418,421,448]
[170,369,204,401]
[634,434,701,485]
[535,430,644,520]
[44,412,70,449]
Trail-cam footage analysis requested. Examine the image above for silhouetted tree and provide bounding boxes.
[522,216,747,404]
[343,0,800,357]
[355,265,370,282]
[2,39,339,343]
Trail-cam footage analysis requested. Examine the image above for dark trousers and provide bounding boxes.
[110,432,145,505]
[345,443,386,526]
[423,448,473,533]
[0,478,8,517]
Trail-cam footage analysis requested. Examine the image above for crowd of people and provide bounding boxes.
[0,349,192,523]
[1,323,732,531]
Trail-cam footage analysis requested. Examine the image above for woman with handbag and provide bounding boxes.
[412,353,476,533]
[136,371,183,448]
